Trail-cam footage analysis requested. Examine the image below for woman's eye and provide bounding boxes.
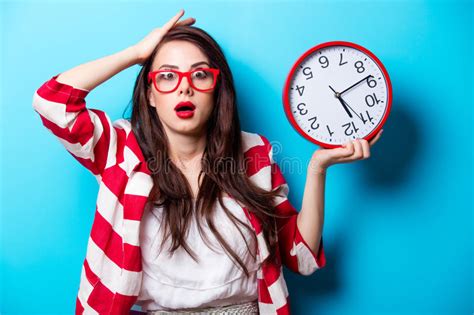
[192,70,208,79]
[158,72,176,80]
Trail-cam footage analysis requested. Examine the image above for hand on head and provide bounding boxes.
[134,9,196,65]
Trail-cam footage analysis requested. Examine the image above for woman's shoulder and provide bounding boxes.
[112,118,133,133]
[240,130,271,153]
[240,131,273,189]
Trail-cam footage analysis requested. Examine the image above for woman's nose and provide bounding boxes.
[178,75,193,95]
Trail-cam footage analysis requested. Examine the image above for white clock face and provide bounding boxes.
[285,43,391,147]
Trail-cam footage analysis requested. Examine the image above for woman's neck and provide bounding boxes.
[167,131,206,169]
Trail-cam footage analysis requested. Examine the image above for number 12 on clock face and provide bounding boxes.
[283,41,392,148]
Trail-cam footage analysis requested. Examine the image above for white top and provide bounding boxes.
[136,197,259,311]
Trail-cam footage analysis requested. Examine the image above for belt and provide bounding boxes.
[146,300,259,315]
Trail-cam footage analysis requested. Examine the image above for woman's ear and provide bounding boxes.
[148,89,156,108]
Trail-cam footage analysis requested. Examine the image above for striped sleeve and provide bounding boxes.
[261,135,326,276]
[32,74,118,180]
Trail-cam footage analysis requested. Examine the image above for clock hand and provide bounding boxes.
[328,85,338,94]
[340,96,364,122]
[329,85,353,118]
[337,97,353,118]
[340,75,373,95]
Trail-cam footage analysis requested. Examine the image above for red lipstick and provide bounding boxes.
[174,101,196,119]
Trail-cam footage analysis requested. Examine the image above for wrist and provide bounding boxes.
[311,167,327,176]
[308,160,327,175]
[125,45,142,66]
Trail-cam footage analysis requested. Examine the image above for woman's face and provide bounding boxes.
[148,40,215,137]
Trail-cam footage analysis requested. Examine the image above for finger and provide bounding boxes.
[352,139,363,159]
[332,146,358,164]
[369,129,383,146]
[176,17,196,26]
[360,138,371,159]
[339,140,355,157]
[163,9,185,31]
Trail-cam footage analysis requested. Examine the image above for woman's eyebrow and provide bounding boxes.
[159,61,209,69]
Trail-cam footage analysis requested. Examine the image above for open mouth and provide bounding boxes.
[175,105,195,112]
[175,102,196,118]
[174,102,196,118]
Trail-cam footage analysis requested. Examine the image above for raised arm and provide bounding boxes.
[32,10,195,179]
[32,46,138,179]
[49,9,194,90]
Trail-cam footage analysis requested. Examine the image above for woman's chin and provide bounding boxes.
[172,122,206,136]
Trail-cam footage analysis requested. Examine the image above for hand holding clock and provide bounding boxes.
[285,43,391,256]
[307,128,383,175]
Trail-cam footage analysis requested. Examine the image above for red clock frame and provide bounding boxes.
[282,41,392,149]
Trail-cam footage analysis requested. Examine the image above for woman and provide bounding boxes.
[32,9,382,315]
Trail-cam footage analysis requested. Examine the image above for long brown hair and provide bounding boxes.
[128,25,288,276]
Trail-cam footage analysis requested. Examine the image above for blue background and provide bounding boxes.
[1,0,472,314]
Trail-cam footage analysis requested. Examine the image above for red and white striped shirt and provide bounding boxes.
[32,74,326,315]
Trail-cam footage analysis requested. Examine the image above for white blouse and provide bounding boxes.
[136,197,259,311]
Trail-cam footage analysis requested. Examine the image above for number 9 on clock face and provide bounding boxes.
[283,41,392,148]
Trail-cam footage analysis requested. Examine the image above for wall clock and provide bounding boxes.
[283,41,392,148]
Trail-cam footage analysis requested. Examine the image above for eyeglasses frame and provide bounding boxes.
[147,68,220,93]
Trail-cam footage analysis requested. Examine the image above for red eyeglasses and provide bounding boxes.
[148,68,220,93]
